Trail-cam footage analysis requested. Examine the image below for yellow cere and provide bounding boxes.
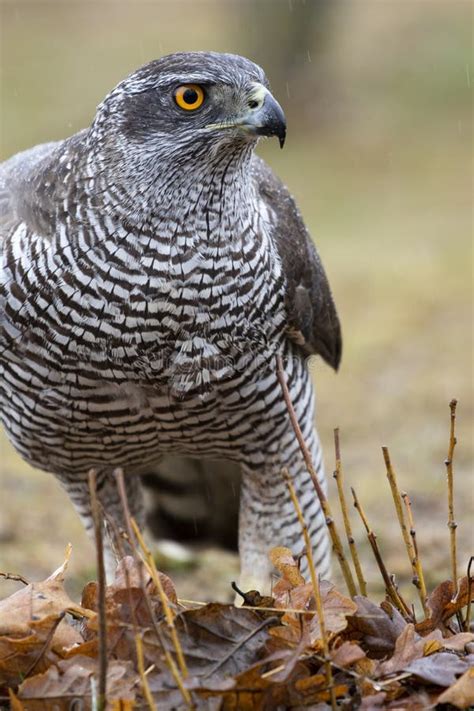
[174,84,205,111]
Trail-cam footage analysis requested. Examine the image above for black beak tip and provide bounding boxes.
[256,92,287,149]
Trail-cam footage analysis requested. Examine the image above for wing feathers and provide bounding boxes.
[253,155,342,370]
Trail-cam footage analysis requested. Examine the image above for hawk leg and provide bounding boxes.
[238,428,330,595]
[57,469,146,580]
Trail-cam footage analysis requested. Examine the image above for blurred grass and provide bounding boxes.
[0,1,472,601]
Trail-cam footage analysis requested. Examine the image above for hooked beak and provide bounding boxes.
[241,87,287,148]
[206,83,287,148]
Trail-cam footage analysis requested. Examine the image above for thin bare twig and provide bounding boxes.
[0,572,29,586]
[131,519,189,680]
[351,487,412,620]
[114,469,192,708]
[276,355,357,598]
[283,468,337,711]
[465,556,473,632]
[382,447,426,616]
[333,428,367,596]
[88,469,107,711]
[135,633,157,711]
[103,510,141,664]
[23,611,65,679]
[401,491,428,616]
[445,399,458,591]
[400,492,419,560]
[180,596,378,619]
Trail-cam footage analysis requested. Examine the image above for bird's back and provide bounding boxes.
[0,141,63,239]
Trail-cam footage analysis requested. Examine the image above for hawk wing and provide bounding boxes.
[253,156,342,370]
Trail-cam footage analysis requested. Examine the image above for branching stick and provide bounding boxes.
[131,518,189,680]
[351,487,412,620]
[135,633,157,711]
[445,398,458,591]
[0,572,29,586]
[283,468,336,711]
[401,491,428,616]
[88,470,107,711]
[276,355,357,598]
[465,556,473,633]
[333,428,367,596]
[382,447,426,615]
[114,469,192,708]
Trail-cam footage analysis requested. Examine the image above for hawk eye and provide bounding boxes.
[174,84,205,111]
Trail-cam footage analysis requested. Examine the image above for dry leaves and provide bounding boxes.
[18,656,137,703]
[416,575,472,634]
[0,545,92,685]
[269,547,357,650]
[438,667,474,709]
[0,545,473,710]
[346,596,406,657]
[405,652,473,688]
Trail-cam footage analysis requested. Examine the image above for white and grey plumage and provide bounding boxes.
[0,52,341,591]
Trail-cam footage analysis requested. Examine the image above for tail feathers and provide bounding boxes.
[141,457,241,551]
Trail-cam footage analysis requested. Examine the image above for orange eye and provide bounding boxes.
[174,84,205,111]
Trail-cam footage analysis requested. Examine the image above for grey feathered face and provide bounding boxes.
[94,52,286,162]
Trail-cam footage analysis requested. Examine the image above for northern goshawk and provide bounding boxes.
[0,52,341,592]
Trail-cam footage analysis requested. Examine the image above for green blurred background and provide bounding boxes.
[0,1,472,601]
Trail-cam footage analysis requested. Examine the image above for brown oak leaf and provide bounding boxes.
[437,667,474,709]
[18,655,136,704]
[416,576,473,635]
[269,546,305,597]
[405,652,474,688]
[346,596,406,657]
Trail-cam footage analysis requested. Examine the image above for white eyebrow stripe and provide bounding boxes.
[156,74,219,86]
[248,82,270,102]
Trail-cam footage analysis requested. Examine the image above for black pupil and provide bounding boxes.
[183,88,198,105]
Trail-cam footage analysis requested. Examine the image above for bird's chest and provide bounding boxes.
[9,209,286,399]
[99,222,285,394]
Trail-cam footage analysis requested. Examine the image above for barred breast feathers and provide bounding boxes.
[0,128,288,411]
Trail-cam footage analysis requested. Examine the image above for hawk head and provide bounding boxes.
[90,52,286,165]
